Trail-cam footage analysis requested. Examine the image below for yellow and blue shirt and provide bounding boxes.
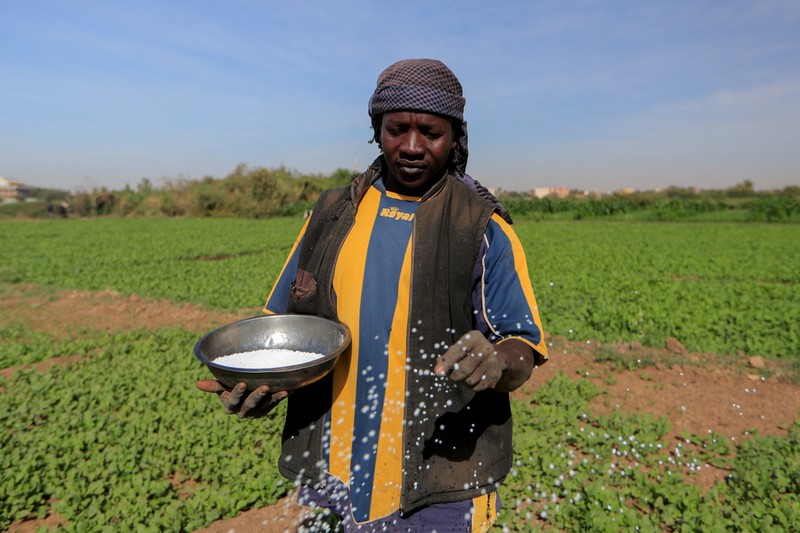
[264,179,546,525]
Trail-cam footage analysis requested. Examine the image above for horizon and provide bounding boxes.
[3,170,785,197]
[2,1,799,193]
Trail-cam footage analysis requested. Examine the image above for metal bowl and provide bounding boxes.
[194,314,351,392]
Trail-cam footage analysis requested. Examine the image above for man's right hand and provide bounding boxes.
[195,380,289,419]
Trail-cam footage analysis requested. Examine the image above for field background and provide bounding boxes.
[1,217,799,532]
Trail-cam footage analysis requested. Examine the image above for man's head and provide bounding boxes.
[369,59,469,179]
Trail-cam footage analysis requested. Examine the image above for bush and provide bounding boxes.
[746,196,800,222]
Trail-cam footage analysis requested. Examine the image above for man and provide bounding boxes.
[197,58,547,532]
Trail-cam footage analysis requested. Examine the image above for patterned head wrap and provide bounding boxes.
[368,59,469,174]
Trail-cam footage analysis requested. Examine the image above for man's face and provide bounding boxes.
[380,111,456,195]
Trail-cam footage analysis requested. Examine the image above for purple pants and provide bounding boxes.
[297,477,500,532]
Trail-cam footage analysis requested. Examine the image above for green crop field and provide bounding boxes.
[1,218,798,531]
[517,221,800,359]
[2,218,798,358]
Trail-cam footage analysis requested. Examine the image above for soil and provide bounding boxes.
[3,283,798,532]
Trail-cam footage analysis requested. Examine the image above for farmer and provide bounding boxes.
[197,58,548,532]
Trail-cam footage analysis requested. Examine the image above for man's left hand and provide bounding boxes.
[435,331,536,393]
[434,331,507,392]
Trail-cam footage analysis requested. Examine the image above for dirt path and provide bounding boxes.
[3,283,798,532]
[0,283,253,338]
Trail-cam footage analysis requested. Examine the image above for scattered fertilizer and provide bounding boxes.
[213,348,325,369]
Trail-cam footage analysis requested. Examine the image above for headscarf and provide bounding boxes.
[368,59,469,175]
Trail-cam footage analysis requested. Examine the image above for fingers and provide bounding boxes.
[197,380,290,418]
[241,385,270,413]
[221,382,249,414]
[462,360,494,391]
[447,351,481,381]
[239,385,276,417]
[435,331,504,391]
[455,356,502,391]
[238,386,290,419]
[247,389,290,418]
[435,331,488,376]
[195,379,227,393]
[435,342,468,378]
[196,377,290,418]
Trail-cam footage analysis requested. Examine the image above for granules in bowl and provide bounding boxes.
[213,348,325,369]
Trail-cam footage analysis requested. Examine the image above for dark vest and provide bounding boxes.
[280,158,514,514]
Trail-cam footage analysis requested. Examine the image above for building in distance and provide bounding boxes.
[0,177,30,203]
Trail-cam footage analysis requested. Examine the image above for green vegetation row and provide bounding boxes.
[501,193,800,223]
[1,325,796,531]
[4,164,799,223]
[2,218,798,358]
[501,372,799,531]
[522,222,800,359]
[1,326,287,530]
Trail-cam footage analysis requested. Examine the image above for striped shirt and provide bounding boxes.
[264,179,546,527]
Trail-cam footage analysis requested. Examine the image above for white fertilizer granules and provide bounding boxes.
[213,348,325,369]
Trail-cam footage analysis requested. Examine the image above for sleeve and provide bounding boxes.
[262,217,310,315]
[474,213,548,364]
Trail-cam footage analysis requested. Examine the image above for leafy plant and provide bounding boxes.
[0,328,287,530]
[498,373,800,532]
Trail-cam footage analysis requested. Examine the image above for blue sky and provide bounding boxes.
[2,0,798,193]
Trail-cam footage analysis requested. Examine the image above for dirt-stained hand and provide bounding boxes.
[434,331,508,392]
[195,380,289,419]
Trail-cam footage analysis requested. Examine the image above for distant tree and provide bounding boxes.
[329,168,356,187]
[725,180,756,198]
[25,187,69,202]
[95,190,117,215]
[663,186,698,200]
[194,176,226,216]
[137,178,154,194]
[782,185,800,196]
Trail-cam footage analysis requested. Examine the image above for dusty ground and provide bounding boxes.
[3,283,798,532]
